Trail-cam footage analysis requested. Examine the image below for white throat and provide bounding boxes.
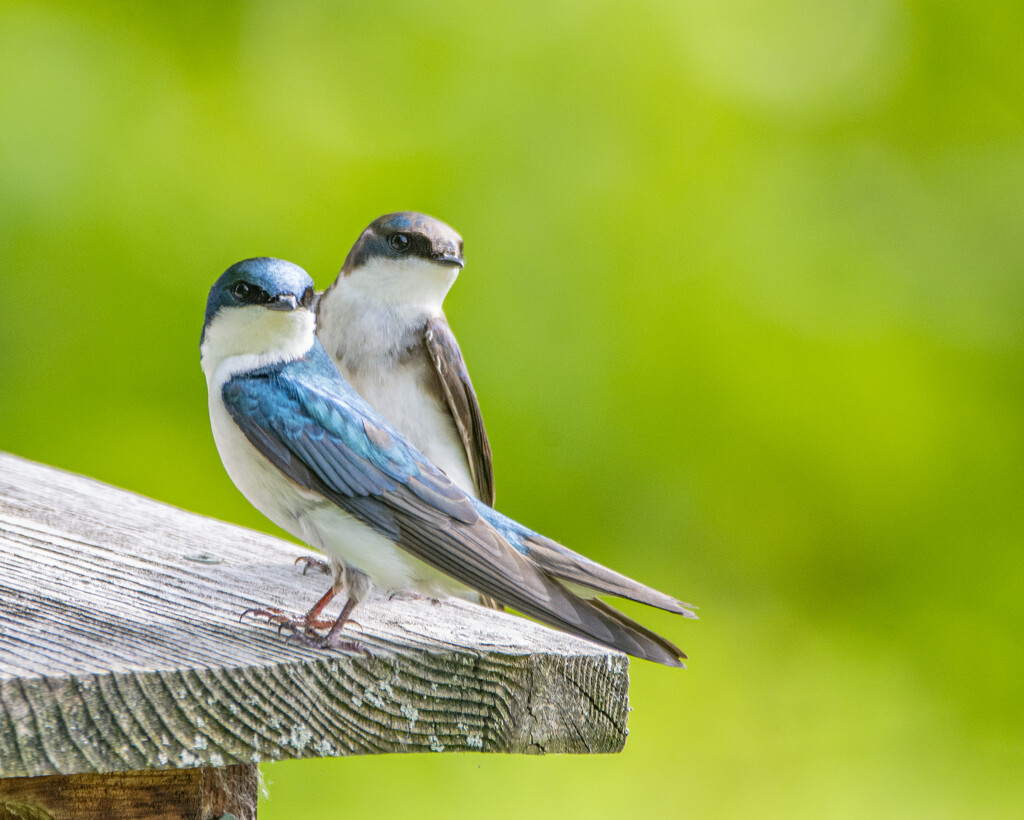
[330,257,458,313]
[200,306,316,389]
[317,257,459,368]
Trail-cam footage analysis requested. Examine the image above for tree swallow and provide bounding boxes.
[316,213,493,506]
[200,257,696,666]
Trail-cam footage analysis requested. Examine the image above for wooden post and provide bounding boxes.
[0,454,630,818]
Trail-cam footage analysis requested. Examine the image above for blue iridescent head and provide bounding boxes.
[202,257,316,343]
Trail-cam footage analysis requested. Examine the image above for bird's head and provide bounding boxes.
[327,212,465,312]
[200,257,318,382]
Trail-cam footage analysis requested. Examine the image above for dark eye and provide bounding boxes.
[231,281,271,303]
[388,233,411,253]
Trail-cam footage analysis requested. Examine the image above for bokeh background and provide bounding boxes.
[2,1,1022,816]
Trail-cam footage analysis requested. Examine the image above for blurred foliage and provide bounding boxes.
[2,0,1022,816]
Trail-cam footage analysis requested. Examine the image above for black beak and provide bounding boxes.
[266,293,299,311]
[432,250,464,269]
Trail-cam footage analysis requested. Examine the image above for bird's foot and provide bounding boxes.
[244,595,369,655]
[295,555,331,576]
[239,606,336,635]
[287,597,371,655]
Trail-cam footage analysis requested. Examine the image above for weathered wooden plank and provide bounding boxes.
[0,763,257,820]
[0,453,629,778]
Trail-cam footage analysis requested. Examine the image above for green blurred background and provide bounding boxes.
[2,0,1022,816]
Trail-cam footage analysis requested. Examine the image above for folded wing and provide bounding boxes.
[222,348,687,666]
[424,315,495,506]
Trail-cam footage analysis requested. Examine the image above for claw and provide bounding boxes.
[241,587,364,654]
[240,588,363,652]
[240,605,335,635]
[295,555,331,576]
[240,606,288,623]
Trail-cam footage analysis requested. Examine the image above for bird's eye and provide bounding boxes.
[231,282,271,303]
[388,233,411,253]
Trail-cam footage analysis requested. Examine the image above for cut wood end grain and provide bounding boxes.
[0,453,630,778]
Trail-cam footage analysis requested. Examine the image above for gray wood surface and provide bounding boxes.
[0,453,629,778]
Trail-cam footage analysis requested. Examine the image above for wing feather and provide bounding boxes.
[221,352,686,666]
[424,316,495,505]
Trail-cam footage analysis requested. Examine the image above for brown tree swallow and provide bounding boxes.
[317,212,494,507]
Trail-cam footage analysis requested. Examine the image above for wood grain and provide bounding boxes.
[0,764,257,820]
[0,453,630,779]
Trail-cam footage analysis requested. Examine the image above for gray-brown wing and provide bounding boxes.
[424,315,495,506]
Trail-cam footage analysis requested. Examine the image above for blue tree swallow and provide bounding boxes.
[200,257,696,666]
